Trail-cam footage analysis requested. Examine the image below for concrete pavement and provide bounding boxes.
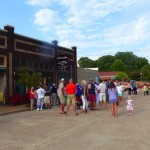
[0,104,29,116]
[0,90,150,150]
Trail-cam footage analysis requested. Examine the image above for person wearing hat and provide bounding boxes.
[57,78,66,114]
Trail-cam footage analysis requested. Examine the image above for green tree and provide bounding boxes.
[129,70,141,80]
[78,57,96,68]
[115,72,128,80]
[134,57,149,70]
[97,55,115,71]
[140,65,150,81]
[115,52,149,72]
[16,66,41,92]
[111,59,126,72]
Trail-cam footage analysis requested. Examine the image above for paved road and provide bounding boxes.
[0,90,150,150]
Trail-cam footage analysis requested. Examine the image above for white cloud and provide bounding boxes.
[26,0,52,7]
[27,0,150,61]
[34,8,61,27]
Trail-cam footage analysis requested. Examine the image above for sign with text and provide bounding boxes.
[56,56,68,71]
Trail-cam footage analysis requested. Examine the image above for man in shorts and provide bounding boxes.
[99,80,107,109]
[57,78,65,114]
[36,85,46,111]
[44,84,51,109]
[66,79,78,115]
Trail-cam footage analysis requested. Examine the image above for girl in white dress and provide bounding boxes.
[126,96,133,116]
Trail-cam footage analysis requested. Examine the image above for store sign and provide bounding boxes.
[56,56,68,71]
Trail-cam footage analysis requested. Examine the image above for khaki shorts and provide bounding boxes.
[100,93,106,101]
[44,96,50,104]
[58,94,65,104]
[67,94,75,105]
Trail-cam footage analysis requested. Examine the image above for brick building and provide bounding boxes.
[98,71,116,80]
[0,25,77,105]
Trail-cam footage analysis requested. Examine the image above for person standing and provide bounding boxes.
[57,78,66,114]
[132,82,137,95]
[107,81,118,117]
[51,83,58,107]
[81,80,88,113]
[44,84,51,109]
[126,96,134,116]
[117,82,124,106]
[29,86,35,111]
[36,85,46,111]
[87,79,96,110]
[95,82,100,106]
[99,80,107,110]
[143,83,149,96]
[127,82,132,95]
[66,79,78,115]
[75,83,82,109]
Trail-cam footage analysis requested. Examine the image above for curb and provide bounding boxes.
[0,108,30,116]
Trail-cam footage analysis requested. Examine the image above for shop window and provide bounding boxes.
[45,63,49,70]
[0,57,5,66]
[34,62,38,69]
[27,60,33,68]
[14,58,20,67]
[40,62,44,69]
[20,59,26,67]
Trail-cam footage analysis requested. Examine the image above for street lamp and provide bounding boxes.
[140,73,143,82]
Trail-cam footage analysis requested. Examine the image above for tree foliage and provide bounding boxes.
[111,59,126,72]
[140,65,150,81]
[97,55,115,71]
[78,57,96,68]
[78,52,149,74]
[129,70,141,81]
[115,72,128,80]
[16,66,41,88]
[115,52,148,72]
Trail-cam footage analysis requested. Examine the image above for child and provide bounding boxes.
[143,84,149,96]
[126,96,133,116]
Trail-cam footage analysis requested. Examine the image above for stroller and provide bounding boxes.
[75,95,82,109]
[75,84,83,109]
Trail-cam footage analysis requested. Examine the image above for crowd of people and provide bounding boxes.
[29,78,141,117]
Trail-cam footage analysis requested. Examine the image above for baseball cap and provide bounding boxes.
[61,78,64,81]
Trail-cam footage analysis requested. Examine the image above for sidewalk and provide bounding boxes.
[0,104,30,116]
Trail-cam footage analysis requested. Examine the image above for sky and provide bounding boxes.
[0,0,150,62]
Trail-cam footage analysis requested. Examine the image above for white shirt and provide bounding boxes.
[95,84,100,95]
[57,82,64,95]
[117,85,124,94]
[99,83,107,93]
[37,88,46,99]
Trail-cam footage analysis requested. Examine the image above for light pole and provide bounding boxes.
[140,73,143,82]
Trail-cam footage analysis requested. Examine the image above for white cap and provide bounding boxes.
[61,78,64,81]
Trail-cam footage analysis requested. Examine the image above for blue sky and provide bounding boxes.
[0,0,150,62]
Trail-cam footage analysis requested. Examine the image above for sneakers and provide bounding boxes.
[40,109,43,111]
[36,108,40,111]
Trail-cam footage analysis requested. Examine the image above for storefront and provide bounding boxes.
[0,25,77,105]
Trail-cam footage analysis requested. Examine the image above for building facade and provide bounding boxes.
[98,71,116,80]
[77,68,99,83]
[0,25,77,105]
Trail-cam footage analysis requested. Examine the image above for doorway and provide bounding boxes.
[0,71,6,105]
